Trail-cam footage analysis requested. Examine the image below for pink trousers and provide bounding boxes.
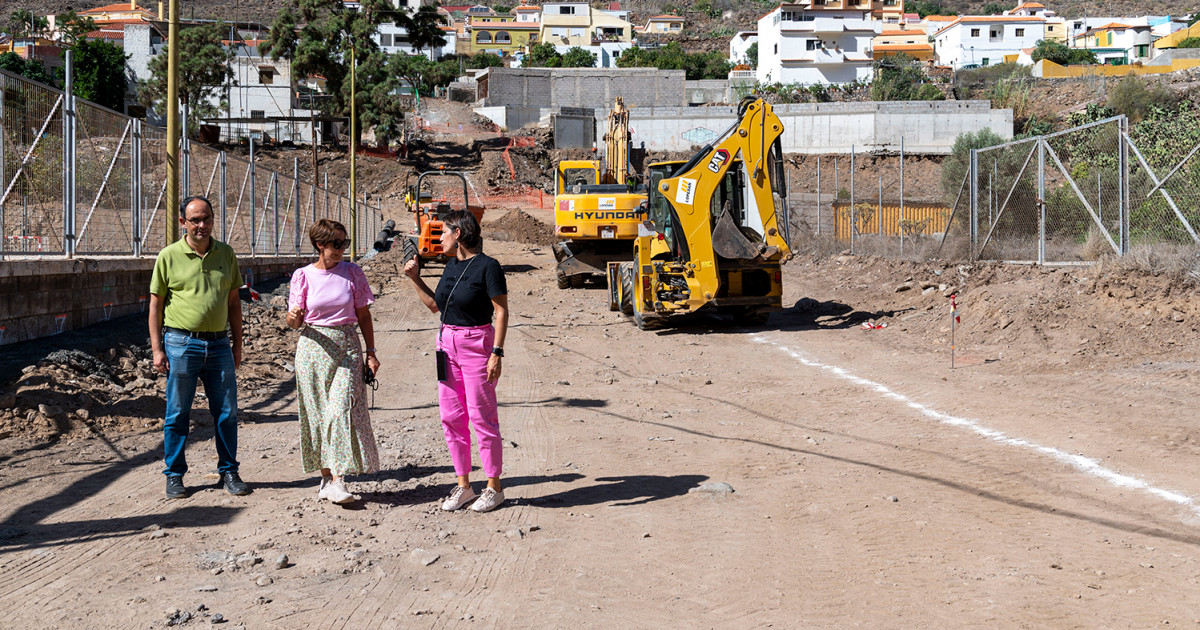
[437,324,502,478]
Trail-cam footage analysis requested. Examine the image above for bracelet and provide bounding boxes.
[366,348,377,353]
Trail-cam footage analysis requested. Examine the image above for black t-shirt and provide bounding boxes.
[434,254,507,326]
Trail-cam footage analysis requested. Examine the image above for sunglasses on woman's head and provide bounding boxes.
[322,239,351,249]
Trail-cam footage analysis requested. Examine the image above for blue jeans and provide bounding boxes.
[163,331,239,476]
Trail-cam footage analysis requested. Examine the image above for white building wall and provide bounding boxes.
[375,23,456,59]
[550,42,633,68]
[936,21,1045,68]
[755,11,783,84]
[758,8,880,85]
[729,32,757,65]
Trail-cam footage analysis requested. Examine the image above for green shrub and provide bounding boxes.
[1106,75,1176,123]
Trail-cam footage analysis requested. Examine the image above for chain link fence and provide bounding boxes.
[0,67,380,260]
[790,115,1200,264]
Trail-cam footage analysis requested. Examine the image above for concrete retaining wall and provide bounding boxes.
[0,256,308,346]
[475,105,545,130]
[628,100,1012,154]
[685,80,729,105]
[482,67,687,108]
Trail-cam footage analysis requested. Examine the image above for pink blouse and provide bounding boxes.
[288,262,374,327]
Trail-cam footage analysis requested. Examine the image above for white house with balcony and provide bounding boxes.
[360,0,458,59]
[756,4,881,85]
[933,16,1045,68]
[729,31,758,65]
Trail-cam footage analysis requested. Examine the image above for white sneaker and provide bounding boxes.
[441,485,477,511]
[321,479,355,504]
[317,476,332,498]
[470,488,505,513]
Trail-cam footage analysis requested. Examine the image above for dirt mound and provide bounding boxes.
[0,284,303,442]
[486,210,557,247]
[786,254,1200,368]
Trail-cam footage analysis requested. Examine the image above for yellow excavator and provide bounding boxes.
[607,97,793,329]
[552,98,647,288]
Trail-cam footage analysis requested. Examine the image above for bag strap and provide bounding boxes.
[438,254,479,337]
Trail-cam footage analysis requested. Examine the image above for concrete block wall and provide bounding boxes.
[685,80,729,105]
[627,100,1013,155]
[0,256,308,347]
[483,68,686,109]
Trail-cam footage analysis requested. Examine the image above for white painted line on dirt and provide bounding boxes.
[754,335,1200,519]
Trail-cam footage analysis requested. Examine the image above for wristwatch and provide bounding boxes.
[491,347,504,357]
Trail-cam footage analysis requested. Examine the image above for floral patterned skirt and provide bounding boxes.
[295,323,379,475]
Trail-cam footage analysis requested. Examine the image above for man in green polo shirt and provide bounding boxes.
[149,196,249,499]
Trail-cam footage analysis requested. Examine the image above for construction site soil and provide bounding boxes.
[3,97,1200,627]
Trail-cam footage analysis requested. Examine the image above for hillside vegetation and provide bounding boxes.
[5,0,1194,45]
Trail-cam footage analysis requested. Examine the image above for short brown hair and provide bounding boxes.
[443,210,482,249]
[308,219,347,251]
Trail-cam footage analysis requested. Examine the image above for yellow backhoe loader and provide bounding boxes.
[607,97,793,329]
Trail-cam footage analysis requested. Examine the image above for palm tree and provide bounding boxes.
[408,4,448,60]
[8,9,49,38]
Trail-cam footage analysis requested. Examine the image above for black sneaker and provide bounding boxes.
[222,472,249,496]
[166,475,186,499]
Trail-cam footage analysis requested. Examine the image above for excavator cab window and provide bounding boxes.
[710,161,747,229]
[560,167,597,194]
[647,163,686,260]
[766,138,790,243]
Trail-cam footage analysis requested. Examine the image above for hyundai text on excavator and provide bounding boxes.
[607,97,793,329]
[552,98,647,288]
[400,170,485,263]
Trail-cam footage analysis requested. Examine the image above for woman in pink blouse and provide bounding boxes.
[286,219,380,504]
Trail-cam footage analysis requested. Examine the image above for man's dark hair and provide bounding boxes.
[443,210,482,249]
[180,195,214,218]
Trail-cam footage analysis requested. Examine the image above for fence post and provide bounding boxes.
[63,49,77,257]
[324,172,329,220]
[181,102,190,197]
[878,171,883,249]
[816,157,821,236]
[1119,117,1130,256]
[849,146,855,254]
[293,157,300,254]
[220,151,227,242]
[132,119,142,257]
[250,136,257,256]
[899,137,904,255]
[1037,138,1045,265]
[0,85,4,259]
[272,171,280,256]
[969,148,978,258]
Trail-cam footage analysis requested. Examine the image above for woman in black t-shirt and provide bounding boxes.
[403,210,510,513]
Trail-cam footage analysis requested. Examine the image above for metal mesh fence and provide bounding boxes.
[788,151,958,259]
[0,71,64,255]
[0,68,377,260]
[789,115,1200,263]
[74,100,135,254]
[1126,126,1200,247]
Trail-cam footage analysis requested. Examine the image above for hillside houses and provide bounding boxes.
[744,0,1195,84]
[755,1,882,85]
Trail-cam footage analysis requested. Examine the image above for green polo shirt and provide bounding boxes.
[150,238,243,333]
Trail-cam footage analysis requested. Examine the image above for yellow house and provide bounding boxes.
[643,15,683,34]
[873,25,933,61]
[1043,17,1066,42]
[1156,22,1200,49]
[539,1,632,47]
[80,1,155,22]
[470,16,539,55]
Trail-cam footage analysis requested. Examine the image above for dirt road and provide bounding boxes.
[2,227,1200,628]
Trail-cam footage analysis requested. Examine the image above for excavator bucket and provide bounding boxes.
[711,209,767,261]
